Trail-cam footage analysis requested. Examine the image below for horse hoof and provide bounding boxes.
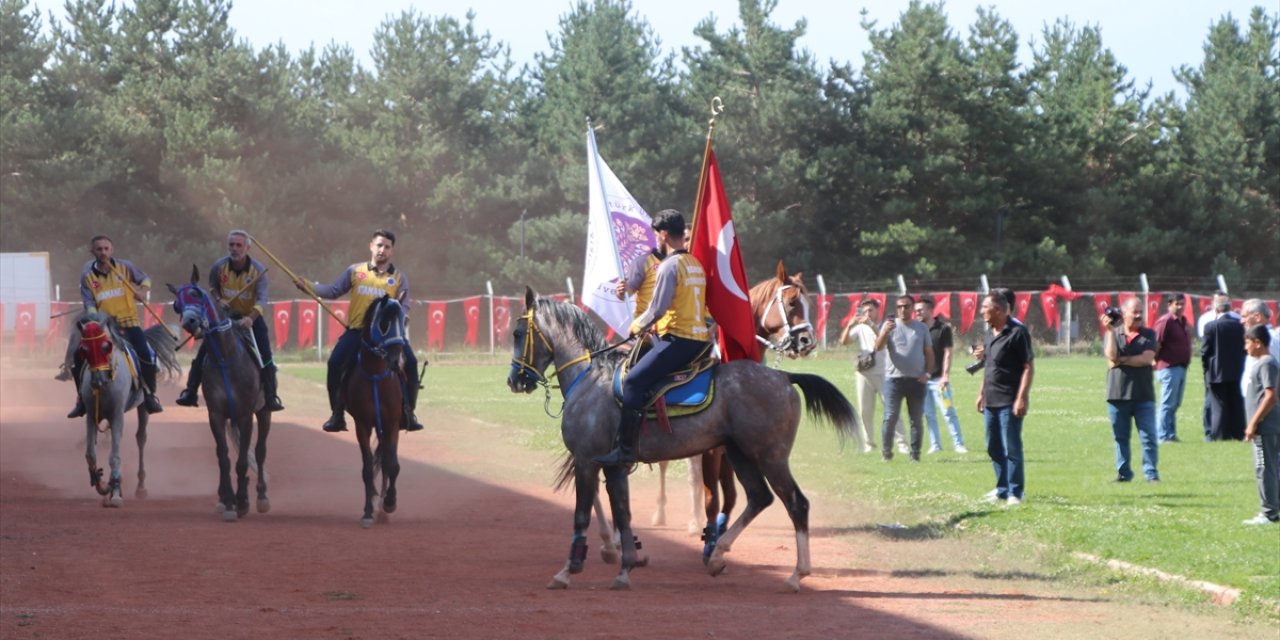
[236,505,249,518]
[650,513,666,527]
[375,511,390,524]
[109,496,123,508]
[687,521,701,536]
[222,509,237,522]
[135,487,148,500]
[360,517,374,529]
[610,575,631,591]
[599,547,619,565]
[95,481,108,496]
[781,576,802,593]
[547,576,570,590]
[214,502,226,514]
[256,499,270,514]
[381,499,397,514]
[707,557,727,576]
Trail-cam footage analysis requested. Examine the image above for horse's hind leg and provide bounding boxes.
[548,464,598,590]
[718,450,736,530]
[105,415,125,508]
[686,454,704,535]
[358,431,376,528]
[650,460,668,526]
[592,492,618,564]
[254,412,271,513]
[705,444,775,578]
[601,464,639,590]
[700,449,724,564]
[85,419,106,496]
[134,408,148,499]
[759,459,811,592]
[232,417,253,518]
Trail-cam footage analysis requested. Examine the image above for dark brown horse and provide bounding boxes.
[347,296,408,528]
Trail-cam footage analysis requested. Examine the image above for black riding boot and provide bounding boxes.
[593,409,644,467]
[141,363,163,414]
[175,363,203,407]
[402,381,423,432]
[322,382,347,432]
[67,356,87,419]
[262,365,285,412]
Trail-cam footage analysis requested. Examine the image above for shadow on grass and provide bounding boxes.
[813,509,998,541]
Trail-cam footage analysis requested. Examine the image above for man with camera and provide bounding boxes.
[874,294,934,462]
[1103,298,1161,482]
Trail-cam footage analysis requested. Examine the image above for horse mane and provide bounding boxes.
[536,298,625,368]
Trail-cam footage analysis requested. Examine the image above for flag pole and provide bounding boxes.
[688,96,724,247]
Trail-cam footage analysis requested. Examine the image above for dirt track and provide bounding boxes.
[0,362,1268,639]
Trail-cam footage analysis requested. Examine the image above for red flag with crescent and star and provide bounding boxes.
[272,301,293,350]
[932,292,951,321]
[814,293,832,339]
[1040,292,1060,332]
[46,301,74,352]
[689,148,760,362]
[1013,292,1032,322]
[1197,295,1214,316]
[957,292,979,334]
[326,301,349,349]
[14,303,36,353]
[492,296,511,346]
[463,296,481,347]
[297,301,317,349]
[839,293,863,331]
[427,301,447,351]
[1147,294,1164,326]
[1093,294,1113,336]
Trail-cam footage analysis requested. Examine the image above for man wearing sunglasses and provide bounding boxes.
[874,294,934,462]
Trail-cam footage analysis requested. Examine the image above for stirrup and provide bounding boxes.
[175,388,199,407]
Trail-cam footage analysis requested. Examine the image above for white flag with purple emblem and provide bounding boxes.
[582,125,657,336]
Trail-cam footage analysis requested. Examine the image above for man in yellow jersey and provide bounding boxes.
[68,235,164,417]
[293,229,423,433]
[596,210,709,467]
[175,230,285,411]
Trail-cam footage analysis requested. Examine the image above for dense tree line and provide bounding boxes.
[2,0,1276,301]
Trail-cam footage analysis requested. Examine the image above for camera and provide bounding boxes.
[1103,306,1123,323]
[965,359,985,375]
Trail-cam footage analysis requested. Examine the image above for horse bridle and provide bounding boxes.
[174,284,232,340]
[756,284,813,355]
[364,297,407,358]
[510,305,632,417]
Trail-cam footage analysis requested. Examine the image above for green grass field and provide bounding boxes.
[289,351,1280,614]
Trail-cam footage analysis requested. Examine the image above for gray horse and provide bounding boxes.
[74,313,179,506]
[507,288,857,591]
[169,267,272,522]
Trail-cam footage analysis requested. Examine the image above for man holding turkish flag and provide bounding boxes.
[688,148,760,363]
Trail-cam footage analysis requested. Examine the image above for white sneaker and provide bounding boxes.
[1242,514,1278,525]
[1006,496,1023,506]
[861,443,875,454]
[954,445,968,454]
[897,443,909,455]
[927,446,942,455]
[982,489,1002,502]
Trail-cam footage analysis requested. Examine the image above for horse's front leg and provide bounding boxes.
[254,411,271,514]
[549,463,597,590]
[378,431,401,521]
[602,464,640,590]
[650,460,668,526]
[592,492,618,564]
[134,407,148,499]
[84,417,106,496]
[103,413,125,508]
[232,415,253,518]
[358,432,376,528]
[209,415,236,521]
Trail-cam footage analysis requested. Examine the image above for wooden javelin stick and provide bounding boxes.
[249,235,349,330]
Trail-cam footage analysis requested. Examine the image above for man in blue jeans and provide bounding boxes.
[1152,293,1191,442]
[1103,298,1160,482]
[875,294,934,462]
[976,292,1035,505]
[915,294,967,453]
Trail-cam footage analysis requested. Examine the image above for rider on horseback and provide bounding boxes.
[596,210,710,467]
[175,230,285,412]
[293,229,424,433]
[68,235,165,418]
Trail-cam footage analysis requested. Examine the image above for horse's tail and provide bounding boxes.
[787,372,857,445]
[144,324,182,378]
[552,451,577,493]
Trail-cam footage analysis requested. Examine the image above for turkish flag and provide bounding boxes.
[427,301,447,350]
[814,293,832,338]
[1147,294,1164,326]
[463,296,481,347]
[492,297,511,346]
[932,292,951,321]
[957,292,979,334]
[1182,295,1195,327]
[839,293,863,331]
[1232,298,1245,315]
[866,293,887,321]
[1197,295,1214,316]
[326,301,349,348]
[1267,300,1278,325]
[47,301,74,352]
[1093,294,1113,336]
[272,301,293,350]
[1117,292,1137,311]
[297,301,317,349]
[1013,292,1031,322]
[1040,292,1060,332]
[14,303,36,352]
[689,148,760,362]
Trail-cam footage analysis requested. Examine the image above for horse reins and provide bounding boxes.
[511,306,634,417]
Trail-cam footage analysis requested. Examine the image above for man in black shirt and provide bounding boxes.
[1103,298,1160,482]
[976,292,1035,505]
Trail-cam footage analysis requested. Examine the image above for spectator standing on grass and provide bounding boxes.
[1241,299,1280,398]
[915,295,967,454]
[1102,298,1160,483]
[1199,291,1238,437]
[1241,325,1279,526]
[839,299,899,453]
[1152,293,1191,443]
[1202,298,1246,441]
[977,292,1034,506]
[875,294,934,462]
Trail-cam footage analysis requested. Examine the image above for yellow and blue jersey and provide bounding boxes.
[80,259,150,327]
[312,262,408,330]
[210,256,269,319]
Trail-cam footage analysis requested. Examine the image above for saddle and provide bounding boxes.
[612,340,718,422]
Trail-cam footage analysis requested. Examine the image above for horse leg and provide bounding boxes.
[134,407,148,499]
[379,432,401,518]
[759,459,811,592]
[85,418,106,496]
[105,414,125,508]
[650,459,668,526]
[210,415,236,521]
[686,454,704,535]
[592,491,618,564]
[700,449,723,564]
[705,444,775,579]
[254,411,271,513]
[358,430,376,528]
[601,464,638,590]
[232,416,253,518]
[718,450,736,532]
[549,463,597,590]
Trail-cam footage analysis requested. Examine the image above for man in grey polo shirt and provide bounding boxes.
[875,294,934,462]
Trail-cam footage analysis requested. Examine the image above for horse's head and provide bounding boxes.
[167,265,223,339]
[77,315,116,388]
[362,295,407,359]
[753,261,816,359]
[508,286,553,393]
